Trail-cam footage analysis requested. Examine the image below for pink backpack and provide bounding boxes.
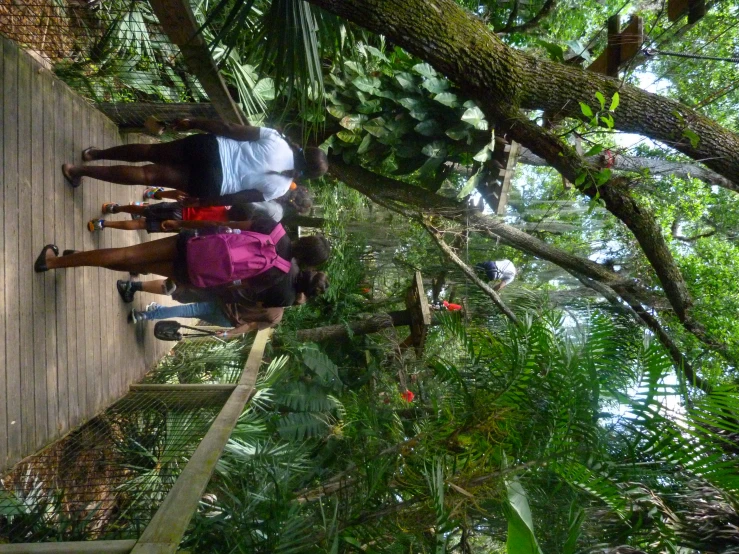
[186,224,292,288]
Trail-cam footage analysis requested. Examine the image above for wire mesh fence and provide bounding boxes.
[0,0,215,125]
[0,337,251,544]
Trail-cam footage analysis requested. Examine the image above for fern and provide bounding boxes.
[277,412,332,441]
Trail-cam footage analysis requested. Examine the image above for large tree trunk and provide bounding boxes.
[307,0,739,189]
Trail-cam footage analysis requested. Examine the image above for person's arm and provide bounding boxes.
[217,322,259,339]
[173,118,261,142]
[161,219,256,232]
[195,190,266,207]
[492,281,506,292]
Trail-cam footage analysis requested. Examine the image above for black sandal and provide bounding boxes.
[62,164,81,188]
[82,147,98,162]
[62,249,77,256]
[34,244,59,273]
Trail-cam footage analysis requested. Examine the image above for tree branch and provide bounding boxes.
[419,220,520,325]
[499,0,557,33]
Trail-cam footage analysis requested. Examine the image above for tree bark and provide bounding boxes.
[306,0,739,189]
[293,312,410,343]
[516,148,736,190]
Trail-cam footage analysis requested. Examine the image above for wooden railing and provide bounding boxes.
[0,329,271,554]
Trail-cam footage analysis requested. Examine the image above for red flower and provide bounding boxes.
[401,390,415,402]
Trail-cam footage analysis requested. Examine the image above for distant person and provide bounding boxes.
[62,119,328,206]
[475,260,516,291]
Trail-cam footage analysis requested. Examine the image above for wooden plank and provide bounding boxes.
[618,16,644,64]
[148,0,244,124]
[43,68,60,439]
[72,98,88,424]
[30,50,49,450]
[54,78,70,437]
[80,109,96,418]
[64,87,80,430]
[0,539,136,553]
[605,15,622,77]
[131,330,271,554]
[0,34,7,472]
[18,47,35,455]
[4,38,22,466]
[496,141,520,216]
[91,113,105,412]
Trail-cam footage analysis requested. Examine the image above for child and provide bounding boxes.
[89,184,312,233]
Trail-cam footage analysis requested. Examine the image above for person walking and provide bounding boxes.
[475,259,517,291]
[62,118,328,205]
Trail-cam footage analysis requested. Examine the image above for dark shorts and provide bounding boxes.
[181,133,223,199]
[173,231,195,285]
[143,202,183,233]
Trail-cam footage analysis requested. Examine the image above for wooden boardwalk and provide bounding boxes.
[1,34,180,475]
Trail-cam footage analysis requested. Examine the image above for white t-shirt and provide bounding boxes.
[217,128,294,201]
[249,201,284,222]
[495,260,517,285]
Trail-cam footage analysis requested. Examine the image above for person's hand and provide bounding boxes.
[172,118,192,132]
[173,190,190,202]
[216,330,234,339]
[180,196,200,208]
[160,220,179,232]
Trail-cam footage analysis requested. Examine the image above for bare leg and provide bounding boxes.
[141,279,172,295]
[110,204,148,216]
[63,163,191,190]
[158,189,188,201]
[84,138,193,165]
[102,220,147,231]
[46,236,178,272]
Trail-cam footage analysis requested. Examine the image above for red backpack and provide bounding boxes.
[186,224,292,288]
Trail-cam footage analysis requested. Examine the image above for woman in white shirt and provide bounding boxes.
[61,118,328,206]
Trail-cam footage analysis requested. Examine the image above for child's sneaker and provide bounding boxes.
[143,187,164,200]
[101,202,119,214]
[145,302,161,313]
[87,219,104,232]
[129,201,147,220]
[128,309,145,324]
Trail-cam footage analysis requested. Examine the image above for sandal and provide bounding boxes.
[62,164,81,188]
[62,249,77,256]
[143,187,165,200]
[34,244,59,273]
[102,202,119,214]
[82,147,99,162]
[87,219,104,232]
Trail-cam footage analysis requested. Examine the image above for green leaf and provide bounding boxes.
[579,102,593,117]
[357,133,373,155]
[461,106,488,130]
[395,142,421,158]
[458,171,481,198]
[364,117,389,138]
[398,97,424,111]
[584,144,604,157]
[415,119,442,136]
[365,45,389,63]
[421,77,449,94]
[595,168,611,185]
[301,345,341,387]
[609,92,620,112]
[601,113,614,129]
[433,92,459,107]
[418,155,444,178]
[343,60,363,75]
[409,108,429,121]
[682,128,700,148]
[445,124,470,141]
[574,171,587,186]
[327,105,348,119]
[339,114,367,130]
[356,100,382,114]
[412,62,437,78]
[395,72,416,91]
[535,39,565,62]
[595,91,605,110]
[473,143,492,162]
[353,75,381,94]
[504,479,544,554]
[336,131,362,144]
[421,140,446,158]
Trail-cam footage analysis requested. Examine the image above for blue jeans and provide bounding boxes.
[143,302,232,327]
